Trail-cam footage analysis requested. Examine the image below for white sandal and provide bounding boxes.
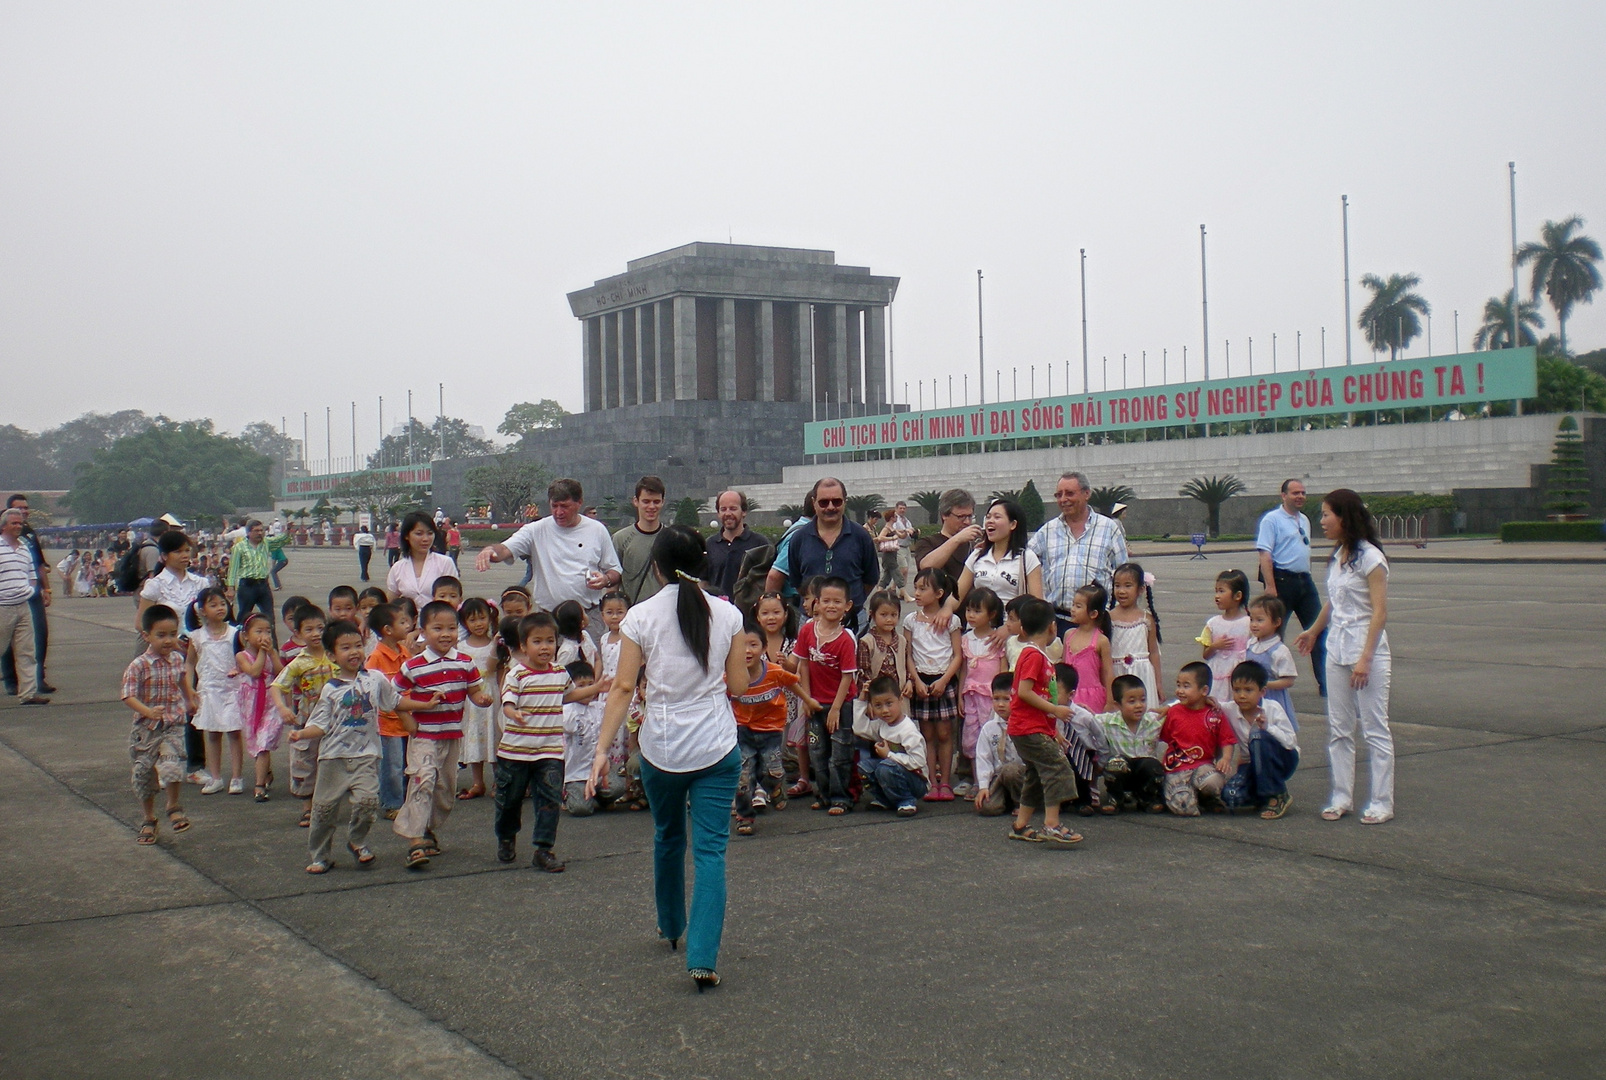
[1320,805,1349,821]
[1360,808,1393,825]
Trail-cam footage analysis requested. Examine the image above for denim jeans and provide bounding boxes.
[494,758,564,849]
[1249,731,1299,800]
[807,710,857,809]
[379,735,408,811]
[235,578,274,631]
[864,758,928,809]
[734,728,785,818]
[639,746,741,973]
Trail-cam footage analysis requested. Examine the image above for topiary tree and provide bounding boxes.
[1543,415,1592,518]
[673,496,703,528]
[1180,474,1248,537]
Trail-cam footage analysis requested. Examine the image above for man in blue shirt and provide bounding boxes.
[1256,479,1326,696]
[766,478,879,627]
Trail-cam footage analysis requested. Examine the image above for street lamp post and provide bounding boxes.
[1342,195,1354,367]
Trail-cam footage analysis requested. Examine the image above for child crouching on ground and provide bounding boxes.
[498,613,603,872]
[291,620,437,873]
[122,605,198,844]
[730,619,806,835]
[562,660,625,815]
[1089,674,1165,814]
[859,676,928,815]
[1160,661,1237,816]
[972,672,1025,816]
[1053,662,1102,815]
[1220,661,1299,819]
[1005,598,1083,847]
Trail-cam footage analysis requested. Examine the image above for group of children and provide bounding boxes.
[118,529,1307,870]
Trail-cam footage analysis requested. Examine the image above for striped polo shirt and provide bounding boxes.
[394,647,483,740]
[0,536,35,605]
[498,660,570,762]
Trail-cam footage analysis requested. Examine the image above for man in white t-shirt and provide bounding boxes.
[475,478,623,616]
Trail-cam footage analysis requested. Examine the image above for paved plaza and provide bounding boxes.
[1,545,1602,1080]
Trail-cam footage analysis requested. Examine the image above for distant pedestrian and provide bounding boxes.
[1256,479,1327,696]
[0,495,51,697]
[384,523,401,567]
[0,507,50,704]
[226,519,290,629]
[353,523,376,582]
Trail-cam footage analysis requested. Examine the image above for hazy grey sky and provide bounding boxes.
[3,2,1602,460]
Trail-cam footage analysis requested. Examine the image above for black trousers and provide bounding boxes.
[357,546,373,581]
[1272,569,1327,694]
[1103,755,1164,804]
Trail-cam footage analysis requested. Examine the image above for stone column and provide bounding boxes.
[718,298,737,401]
[635,304,654,403]
[601,312,618,409]
[846,307,863,405]
[658,302,675,402]
[832,304,851,410]
[864,305,887,406]
[673,295,698,400]
[620,307,638,407]
[758,301,776,401]
[583,316,601,411]
[795,302,814,405]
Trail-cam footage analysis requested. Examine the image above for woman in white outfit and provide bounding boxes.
[587,525,749,992]
[1296,488,1394,824]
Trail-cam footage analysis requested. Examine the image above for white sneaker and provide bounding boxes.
[227,778,245,795]
[186,769,214,787]
[951,781,974,799]
[201,777,226,795]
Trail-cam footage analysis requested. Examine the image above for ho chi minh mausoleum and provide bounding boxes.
[432,242,900,516]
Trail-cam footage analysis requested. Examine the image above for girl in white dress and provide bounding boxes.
[185,587,243,794]
[455,598,499,800]
[1108,563,1162,710]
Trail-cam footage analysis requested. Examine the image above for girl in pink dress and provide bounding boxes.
[957,587,1005,798]
[1062,584,1113,713]
[235,614,281,801]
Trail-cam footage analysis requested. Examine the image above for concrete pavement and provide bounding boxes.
[2,548,1602,1079]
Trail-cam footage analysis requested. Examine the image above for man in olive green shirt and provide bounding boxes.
[610,476,666,605]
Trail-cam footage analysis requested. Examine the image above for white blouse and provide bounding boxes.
[386,552,460,609]
[1325,540,1390,667]
[963,545,1041,604]
[620,586,745,774]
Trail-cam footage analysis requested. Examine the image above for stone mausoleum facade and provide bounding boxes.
[432,243,899,518]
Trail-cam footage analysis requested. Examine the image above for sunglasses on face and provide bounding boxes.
[816,498,844,509]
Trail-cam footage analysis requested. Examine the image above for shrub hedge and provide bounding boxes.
[1499,520,1604,543]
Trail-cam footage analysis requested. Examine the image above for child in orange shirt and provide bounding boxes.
[730,620,810,835]
[364,602,414,819]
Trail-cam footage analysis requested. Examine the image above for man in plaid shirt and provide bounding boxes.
[121,604,197,844]
[1029,471,1129,636]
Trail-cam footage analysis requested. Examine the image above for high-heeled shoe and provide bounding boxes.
[665,936,679,952]
[690,969,720,992]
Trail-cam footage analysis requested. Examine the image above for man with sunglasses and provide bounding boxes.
[1256,478,1326,696]
[765,478,879,627]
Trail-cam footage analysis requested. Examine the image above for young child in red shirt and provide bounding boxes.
[796,577,858,815]
[1159,660,1237,816]
[1005,597,1083,847]
[730,619,810,834]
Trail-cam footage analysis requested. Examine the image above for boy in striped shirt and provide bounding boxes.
[392,600,493,868]
[497,612,603,872]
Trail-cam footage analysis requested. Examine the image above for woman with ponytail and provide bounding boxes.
[587,525,749,991]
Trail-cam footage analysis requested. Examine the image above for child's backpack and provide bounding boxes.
[114,539,151,594]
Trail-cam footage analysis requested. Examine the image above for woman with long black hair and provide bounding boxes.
[588,525,749,991]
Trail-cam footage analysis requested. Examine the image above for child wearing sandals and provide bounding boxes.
[123,604,197,844]
[270,605,333,829]
[1005,598,1084,847]
[1219,660,1299,819]
[903,569,962,801]
[291,620,437,873]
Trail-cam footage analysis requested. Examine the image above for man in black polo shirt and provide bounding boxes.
[704,490,769,601]
[765,478,879,626]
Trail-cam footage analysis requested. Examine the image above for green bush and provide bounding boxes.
[1499,520,1604,542]
[460,528,514,546]
[1363,494,1458,516]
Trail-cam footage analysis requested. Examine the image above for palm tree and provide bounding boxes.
[1179,475,1247,538]
[1357,273,1431,359]
[1516,216,1603,354]
[776,503,807,521]
[909,490,943,524]
[844,493,886,520]
[1472,289,1544,350]
[1088,484,1135,516]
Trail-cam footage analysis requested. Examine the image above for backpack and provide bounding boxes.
[114,539,152,594]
